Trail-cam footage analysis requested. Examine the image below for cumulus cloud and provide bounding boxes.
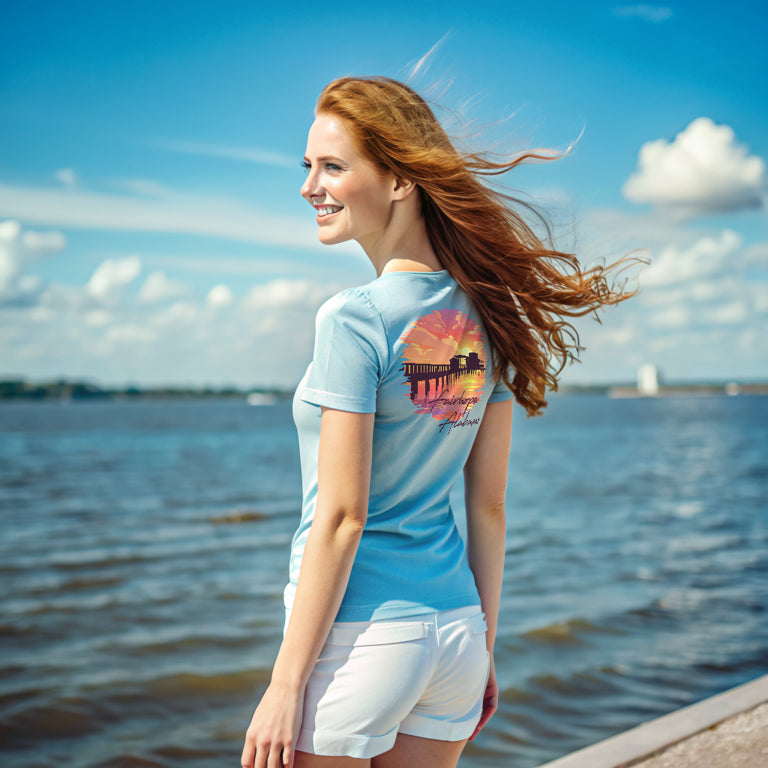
[649,305,689,329]
[566,212,768,384]
[640,229,741,288]
[754,286,768,314]
[138,270,188,303]
[711,302,748,324]
[612,5,673,23]
[86,256,142,302]
[745,241,768,268]
[207,284,233,308]
[84,309,112,326]
[0,220,348,388]
[241,279,333,311]
[105,324,156,344]
[623,118,765,216]
[152,300,199,327]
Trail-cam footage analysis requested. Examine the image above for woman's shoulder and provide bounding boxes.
[313,283,388,344]
[316,282,379,321]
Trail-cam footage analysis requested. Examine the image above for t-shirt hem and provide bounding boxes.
[301,387,376,413]
[334,593,482,623]
[284,584,481,625]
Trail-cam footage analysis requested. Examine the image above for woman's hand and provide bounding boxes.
[469,654,498,741]
[241,681,304,768]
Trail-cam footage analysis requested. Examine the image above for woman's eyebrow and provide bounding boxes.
[304,155,346,163]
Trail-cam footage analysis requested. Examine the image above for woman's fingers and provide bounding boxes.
[268,743,286,768]
[241,733,256,768]
[469,692,497,740]
[241,739,288,768]
[242,731,297,768]
[469,658,499,741]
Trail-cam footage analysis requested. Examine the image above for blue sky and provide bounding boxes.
[1,0,766,388]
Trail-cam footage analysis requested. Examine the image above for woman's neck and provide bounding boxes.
[361,203,442,276]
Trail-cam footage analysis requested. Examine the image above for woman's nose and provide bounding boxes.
[301,169,322,200]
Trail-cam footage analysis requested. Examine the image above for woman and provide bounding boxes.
[242,76,636,768]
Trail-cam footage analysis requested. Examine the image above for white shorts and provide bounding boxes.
[296,605,489,759]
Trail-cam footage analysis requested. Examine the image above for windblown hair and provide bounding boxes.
[317,76,639,416]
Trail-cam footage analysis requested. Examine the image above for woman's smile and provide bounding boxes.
[315,204,344,221]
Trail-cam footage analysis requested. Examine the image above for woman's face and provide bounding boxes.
[301,113,398,251]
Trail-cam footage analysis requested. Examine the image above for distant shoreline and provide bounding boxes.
[0,378,291,402]
[606,383,768,398]
[2,377,767,401]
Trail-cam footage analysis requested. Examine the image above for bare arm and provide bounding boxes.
[464,398,513,738]
[241,407,374,768]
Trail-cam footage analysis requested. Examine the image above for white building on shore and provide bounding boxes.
[637,364,660,396]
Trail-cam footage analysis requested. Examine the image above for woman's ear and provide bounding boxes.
[392,177,417,201]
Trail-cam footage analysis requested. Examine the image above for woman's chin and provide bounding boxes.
[317,229,349,246]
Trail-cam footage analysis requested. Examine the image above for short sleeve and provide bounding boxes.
[301,289,387,413]
[488,369,514,403]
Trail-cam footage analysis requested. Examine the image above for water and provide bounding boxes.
[1,394,766,767]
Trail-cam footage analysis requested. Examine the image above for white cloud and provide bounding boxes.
[207,284,233,308]
[640,229,741,288]
[754,285,768,314]
[623,118,765,216]
[0,178,349,252]
[22,229,66,252]
[115,178,170,198]
[138,270,188,303]
[0,219,349,388]
[711,302,748,324]
[0,220,22,291]
[0,219,66,300]
[86,256,142,302]
[689,281,718,302]
[153,139,297,168]
[612,5,673,23]
[241,278,334,311]
[566,209,768,383]
[151,300,199,327]
[105,324,156,344]
[649,305,689,329]
[745,241,768,268]
[55,168,78,187]
[38,281,90,313]
[84,309,112,326]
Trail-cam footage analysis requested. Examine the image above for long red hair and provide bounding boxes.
[317,76,639,416]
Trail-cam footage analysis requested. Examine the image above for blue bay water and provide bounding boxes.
[1,394,766,767]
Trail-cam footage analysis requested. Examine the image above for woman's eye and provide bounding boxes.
[325,163,342,172]
[300,160,311,172]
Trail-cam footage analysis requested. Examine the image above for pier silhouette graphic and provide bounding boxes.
[401,352,485,403]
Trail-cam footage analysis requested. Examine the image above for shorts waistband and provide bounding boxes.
[324,605,485,647]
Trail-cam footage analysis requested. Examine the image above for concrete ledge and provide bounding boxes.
[536,674,768,768]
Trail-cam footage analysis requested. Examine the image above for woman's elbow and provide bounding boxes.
[467,499,507,527]
[318,504,367,537]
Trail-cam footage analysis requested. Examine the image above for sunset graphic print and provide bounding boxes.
[399,309,487,434]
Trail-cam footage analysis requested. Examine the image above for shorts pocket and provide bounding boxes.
[326,620,430,647]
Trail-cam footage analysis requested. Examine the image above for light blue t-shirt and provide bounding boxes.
[286,270,512,622]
